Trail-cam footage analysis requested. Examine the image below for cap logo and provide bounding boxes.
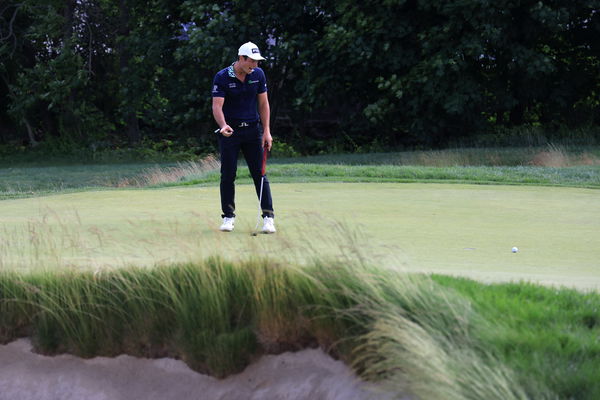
[252,48,260,54]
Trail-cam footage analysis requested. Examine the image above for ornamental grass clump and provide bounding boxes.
[0,257,543,398]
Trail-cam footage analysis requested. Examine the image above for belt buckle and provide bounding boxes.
[239,122,249,127]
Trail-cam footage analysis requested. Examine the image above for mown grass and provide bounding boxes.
[433,276,600,400]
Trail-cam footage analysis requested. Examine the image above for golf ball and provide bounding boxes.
[512,247,518,253]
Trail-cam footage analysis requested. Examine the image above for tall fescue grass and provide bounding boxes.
[528,144,600,167]
[0,210,122,271]
[417,145,599,167]
[115,154,220,187]
[0,256,548,399]
[0,210,391,273]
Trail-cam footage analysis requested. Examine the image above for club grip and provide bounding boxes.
[261,147,268,176]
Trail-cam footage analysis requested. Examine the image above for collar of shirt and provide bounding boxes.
[227,63,259,80]
[227,63,236,78]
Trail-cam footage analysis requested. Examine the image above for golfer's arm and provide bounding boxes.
[212,97,227,128]
[257,92,270,131]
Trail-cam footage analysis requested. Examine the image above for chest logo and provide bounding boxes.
[248,80,259,84]
[228,83,237,88]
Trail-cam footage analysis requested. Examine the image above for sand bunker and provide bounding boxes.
[0,339,401,400]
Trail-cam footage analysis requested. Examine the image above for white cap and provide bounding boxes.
[238,42,266,61]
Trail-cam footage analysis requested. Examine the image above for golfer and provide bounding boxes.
[212,41,275,233]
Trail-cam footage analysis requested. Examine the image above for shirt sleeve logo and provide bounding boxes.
[212,85,218,93]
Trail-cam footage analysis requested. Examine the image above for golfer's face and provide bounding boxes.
[240,57,259,74]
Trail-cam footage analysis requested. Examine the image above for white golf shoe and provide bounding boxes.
[262,217,276,234]
[220,217,235,232]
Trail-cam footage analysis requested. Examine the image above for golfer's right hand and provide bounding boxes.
[219,125,234,137]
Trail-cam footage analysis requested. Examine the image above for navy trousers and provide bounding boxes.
[218,124,274,219]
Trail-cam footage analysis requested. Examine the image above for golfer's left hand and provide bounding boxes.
[262,129,273,151]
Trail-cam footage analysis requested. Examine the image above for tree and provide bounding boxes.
[2,0,114,147]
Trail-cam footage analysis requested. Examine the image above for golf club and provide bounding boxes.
[251,146,269,236]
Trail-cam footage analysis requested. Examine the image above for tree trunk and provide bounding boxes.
[23,118,39,147]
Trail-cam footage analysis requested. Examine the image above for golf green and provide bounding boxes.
[1,183,598,290]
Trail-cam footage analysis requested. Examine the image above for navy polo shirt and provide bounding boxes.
[212,64,267,123]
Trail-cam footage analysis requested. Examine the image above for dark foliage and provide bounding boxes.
[1,0,599,154]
